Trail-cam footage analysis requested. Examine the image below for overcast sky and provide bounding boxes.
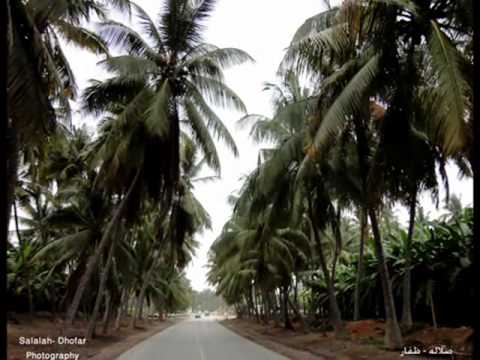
[61,0,473,291]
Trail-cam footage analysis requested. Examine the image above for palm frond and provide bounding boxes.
[313,52,380,151]
[188,75,247,113]
[188,86,238,156]
[81,76,146,115]
[184,99,221,172]
[8,0,57,137]
[98,55,157,77]
[145,80,171,137]
[32,230,91,261]
[159,0,215,53]
[55,20,110,55]
[97,20,157,58]
[131,2,163,50]
[427,21,470,155]
[290,7,339,44]
[187,47,254,70]
[283,23,351,76]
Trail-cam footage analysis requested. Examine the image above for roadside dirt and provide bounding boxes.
[221,319,325,360]
[8,313,175,360]
[221,318,473,360]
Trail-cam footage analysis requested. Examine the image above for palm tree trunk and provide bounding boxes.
[302,288,308,316]
[80,303,88,320]
[114,304,122,331]
[287,296,309,333]
[131,293,144,328]
[102,293,110,325]
[331,208,342,284]
[293,274,299,311]
[263,291,270,323]
[86,237,116,340]
[6,127,18,236]
[130,294,141,328]
[399,31,420,330]
[257,292,262,320]
[261,292,268,323]
[309,207,344,337]
[65,169,140,327]
[368,208,403,349]
[124,291,133,318]
[247,292,254,320]
[282,285,294,330]
[243,295,250,319]
[13,199,22,243]
[270,292,277,323]
[102,293,112,334]
[114,290,125,331]
[352,106,372,323]
[270,292,280,326]
[306,280,315,320]
[234,303,241,319]
[354,208,368,321]
[429,285,437,329]
[131,261,156,328]
[402,189,417,329]
[14,201,35,317]
[138,294,145,320]
[275,290,282,324]
[252,284,259,321]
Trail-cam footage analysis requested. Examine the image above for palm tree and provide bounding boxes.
[282,0,472,348]
[233,68,352,334]
[286,0,472,165]
[442,193,464,221]
[208,207,310,330]
[127,138,211,330]
[65,0,251,326]
[6,0,127,232]
[237,69,315,145]
[7,0,63,226]
[84,0,252,177]
[385,127,443,329]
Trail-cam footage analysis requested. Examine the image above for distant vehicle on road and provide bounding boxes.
[194,313,201,318]
[204,312,210,316]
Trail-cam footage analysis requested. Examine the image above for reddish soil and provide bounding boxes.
[221,318,473,360]
[346,319,386,341]
[8,313,175,360]
[404,326,473,358]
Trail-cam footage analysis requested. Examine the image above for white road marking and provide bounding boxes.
[195,321,207,360]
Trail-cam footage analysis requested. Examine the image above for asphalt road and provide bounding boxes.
[116,318,289,360]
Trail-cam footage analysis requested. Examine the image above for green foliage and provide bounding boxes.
[190,289,226,313]
[209,1,472,340]
[6,0,473,344]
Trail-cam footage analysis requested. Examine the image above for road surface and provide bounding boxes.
[117,317,289,360]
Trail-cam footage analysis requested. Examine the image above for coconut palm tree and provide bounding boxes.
[282,0,472,348]
[6,0,129,232]
[232,68,355,334]
[7,0,64,226]
[286,0,472,165]
[84,0,252,177]
[65,0,251,326]
[237,69,315,145]
[126,138,211,331]
[208,206,311,330]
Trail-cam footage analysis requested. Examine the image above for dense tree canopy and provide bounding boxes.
[6,0,473,352]
[208,0,473,350]
[6,0,249,339]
